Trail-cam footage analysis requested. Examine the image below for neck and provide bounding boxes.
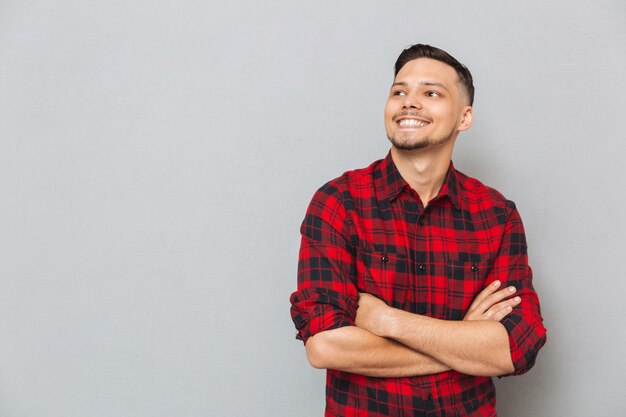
[390,144,454,207]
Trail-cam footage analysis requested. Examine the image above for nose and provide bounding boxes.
[402,92,422,109]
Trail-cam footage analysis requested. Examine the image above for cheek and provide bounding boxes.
[384,102,396,122]
[383,113,390,127]
[432,106,459,126]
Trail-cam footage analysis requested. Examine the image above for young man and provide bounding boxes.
[290,44,547,416]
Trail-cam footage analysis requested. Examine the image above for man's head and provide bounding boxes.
[394,44,474,106]
[384,44,474,151]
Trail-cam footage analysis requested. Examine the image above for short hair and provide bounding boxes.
[394,44,475,106]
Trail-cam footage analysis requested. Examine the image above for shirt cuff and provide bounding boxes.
[500,304,547,376]
[290,287,358,344]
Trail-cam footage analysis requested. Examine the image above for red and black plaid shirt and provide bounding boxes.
[290,152,547,417]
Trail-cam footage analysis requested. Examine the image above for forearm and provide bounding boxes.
[305,326,450,377]
[386,310,514,376]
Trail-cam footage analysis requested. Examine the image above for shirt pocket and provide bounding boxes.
[355,247,409,309]
[445,258,492,320]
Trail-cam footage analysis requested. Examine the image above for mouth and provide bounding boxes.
[394,113,431,128]
[397,119,430,128]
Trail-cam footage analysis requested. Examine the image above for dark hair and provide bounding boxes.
[394,44,474,106]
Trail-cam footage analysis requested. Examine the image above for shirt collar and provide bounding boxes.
[378,151,462,210]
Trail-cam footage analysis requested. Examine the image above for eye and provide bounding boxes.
[392,90,406,96]
[426,91,440,97]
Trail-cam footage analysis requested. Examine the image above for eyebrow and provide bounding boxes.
[391,81,450,91]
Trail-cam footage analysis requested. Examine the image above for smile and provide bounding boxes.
[398,119,430,127]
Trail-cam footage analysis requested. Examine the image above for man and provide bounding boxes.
[290,44,547,416]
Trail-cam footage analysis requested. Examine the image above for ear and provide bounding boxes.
[457,106,473,131]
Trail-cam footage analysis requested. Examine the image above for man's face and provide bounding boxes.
[384,58,472,151]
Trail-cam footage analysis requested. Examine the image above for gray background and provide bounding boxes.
[1,1,625,416]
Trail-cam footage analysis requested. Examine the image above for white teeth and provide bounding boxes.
[399,119,428,127]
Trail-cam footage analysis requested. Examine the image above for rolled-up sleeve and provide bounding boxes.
[493,202,547,376]
[289,183,358,344]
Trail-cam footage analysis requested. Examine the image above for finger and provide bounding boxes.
[485,296,522,321]
[467,280,502,312]
[474,286,517,314]
[357,292,382,308]
[489,305,513,321]
[358,292,372,302]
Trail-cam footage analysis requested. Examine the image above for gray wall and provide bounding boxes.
[1,1,625,416]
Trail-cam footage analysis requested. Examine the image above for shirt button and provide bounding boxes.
[471,265,478,272]
[381,255,389,263]
[426,393,433,400]
[418,216,425,226]
[418,308,426,315]
[418,264,426,271]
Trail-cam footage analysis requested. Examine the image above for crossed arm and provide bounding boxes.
[305,280,520,377]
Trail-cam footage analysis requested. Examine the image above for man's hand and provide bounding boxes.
[355,293,394,336]
[356,280,521,336]
[463,280,521,322]
[354,280,519,376]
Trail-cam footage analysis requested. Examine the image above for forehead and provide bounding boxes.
[394,58,460,87]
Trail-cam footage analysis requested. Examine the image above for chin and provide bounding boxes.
[390,133,456,151]
[388,136,429,150]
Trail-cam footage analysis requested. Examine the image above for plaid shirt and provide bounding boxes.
[290,153,547,417]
